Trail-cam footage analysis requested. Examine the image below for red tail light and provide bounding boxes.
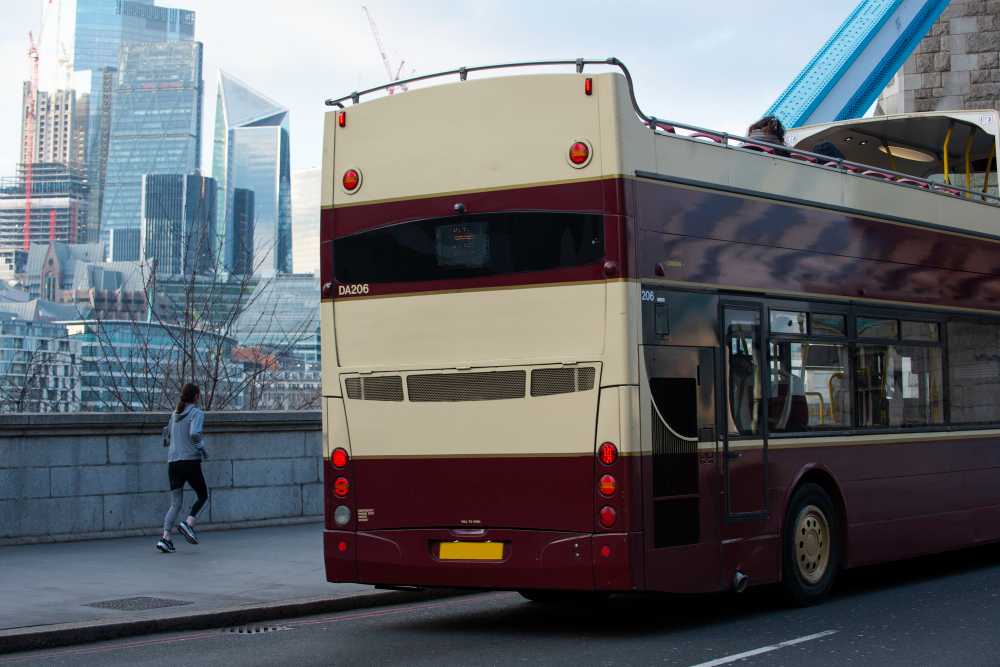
[599,506,617,528]
[337,540,348,553]
[584,78,593,96]
[600,545,612,558]
[342,169,361,192]
[598,442,618,466]
[598,474,616,497]
[334,476,350,497]
[338,111,346,128]
[331,447,349,469]
[569,141,590,166]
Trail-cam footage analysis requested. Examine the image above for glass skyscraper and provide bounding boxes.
[141,172,217,276]
[212,72,292,276]
[291,167,320,275]
[73,0,195,73]
[101,41,203,260]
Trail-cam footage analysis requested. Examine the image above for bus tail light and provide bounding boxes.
[599,506,617,528]
[599,474,616,497]
[598,442,618,466]
[338,111,347,128]
[334,476,350,497]
[331,447,349,469]
[584,78,593,96]
[342,169,362,193]
[568,141,591,166]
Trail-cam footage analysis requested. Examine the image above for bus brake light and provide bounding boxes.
[599,506,617,528]
[598,442,618,466]
[334,476,350,497]
[331,447,349,469]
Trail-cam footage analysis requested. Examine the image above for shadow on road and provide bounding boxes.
[390,542,1000,639]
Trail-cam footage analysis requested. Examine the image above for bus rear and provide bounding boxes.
[320,71,638,591]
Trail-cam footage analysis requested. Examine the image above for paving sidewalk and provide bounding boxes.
[0,523,450,653]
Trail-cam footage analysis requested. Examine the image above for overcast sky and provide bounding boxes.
[0,0,859,176]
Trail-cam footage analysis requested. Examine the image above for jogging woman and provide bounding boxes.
[157,383,209,554]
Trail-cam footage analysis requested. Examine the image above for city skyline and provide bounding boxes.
[0,1,859,178]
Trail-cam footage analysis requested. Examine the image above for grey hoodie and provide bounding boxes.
[163,405,207,462]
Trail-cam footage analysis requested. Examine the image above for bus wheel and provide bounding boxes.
[518,590,609,605]
[781,482,842,606]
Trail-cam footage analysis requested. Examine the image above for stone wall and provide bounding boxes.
[0,412,323,545]
[878,1,1000,115]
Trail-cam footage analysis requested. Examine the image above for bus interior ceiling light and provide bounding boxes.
[878,144,936,163]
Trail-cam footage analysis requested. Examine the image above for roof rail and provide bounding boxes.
[325,57,647,109]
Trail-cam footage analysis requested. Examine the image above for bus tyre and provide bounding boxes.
[781,482,842,606]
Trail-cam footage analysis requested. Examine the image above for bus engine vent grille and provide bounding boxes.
[530,367,597,397]
[407,370,526,402]
[345,376,404,401]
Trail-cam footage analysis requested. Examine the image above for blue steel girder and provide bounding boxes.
[767,0,950,127]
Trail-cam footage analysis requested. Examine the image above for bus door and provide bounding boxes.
[720,303,769,519]
[639,288,719,590]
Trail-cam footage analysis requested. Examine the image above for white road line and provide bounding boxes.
[688,629,839,667]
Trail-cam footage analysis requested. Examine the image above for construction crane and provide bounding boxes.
[767,0,950,128]
[23,1,58,251]
[362,6,409,95]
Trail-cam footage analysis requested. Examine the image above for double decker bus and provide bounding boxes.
[319,59,1000,604]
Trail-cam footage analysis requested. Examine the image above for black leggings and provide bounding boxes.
[166,460,209,522]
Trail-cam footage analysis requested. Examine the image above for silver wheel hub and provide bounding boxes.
[794,504,830,585]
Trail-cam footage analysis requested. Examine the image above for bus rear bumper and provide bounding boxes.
[324,529,638,591]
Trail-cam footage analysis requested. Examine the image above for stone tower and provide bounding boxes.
[877,2,1000,115]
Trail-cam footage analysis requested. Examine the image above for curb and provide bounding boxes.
[0,589,468,656]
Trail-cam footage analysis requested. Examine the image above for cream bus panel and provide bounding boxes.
[335,283,606,369]
[328,74,610,207]
[342,365,602,458]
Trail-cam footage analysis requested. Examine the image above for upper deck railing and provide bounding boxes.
[325,58,1000,208]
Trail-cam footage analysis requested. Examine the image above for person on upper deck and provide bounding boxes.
[747,115,789,155]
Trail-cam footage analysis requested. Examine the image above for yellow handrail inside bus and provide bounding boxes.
[984,143,996,196]
[943,125,953,185]
[964,134,973,197]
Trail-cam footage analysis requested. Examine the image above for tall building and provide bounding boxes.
[141,172,217,276]
[0,164,90,249]
[0,312,82,414]
[81,67,117,243]
[291,167,320,275]
[101,41,204,261]
[229,188,255,275]
[212,71,292,276]
[73,0,195,73]
[20,85,89,168]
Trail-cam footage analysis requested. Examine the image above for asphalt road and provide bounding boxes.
[4,543,1000,666]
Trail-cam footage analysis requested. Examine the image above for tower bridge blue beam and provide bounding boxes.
[767,0,950,128]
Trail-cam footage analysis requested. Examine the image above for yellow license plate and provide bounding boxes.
[438,541,504,561]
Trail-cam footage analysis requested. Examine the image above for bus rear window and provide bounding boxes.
[334,212,604,284]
